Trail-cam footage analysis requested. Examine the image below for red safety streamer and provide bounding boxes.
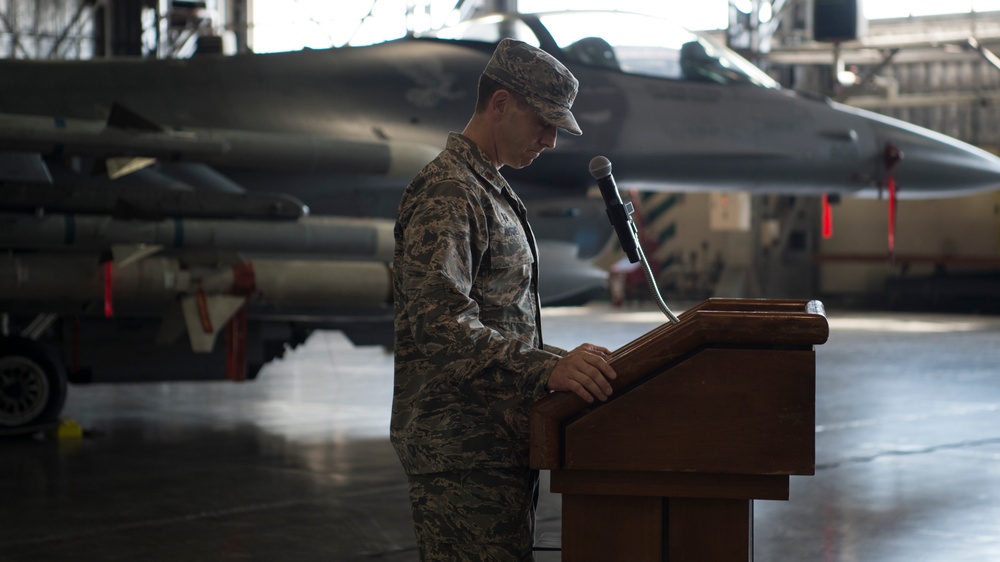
[103,261,114,318]
[821,194,833,239]
[887,173,897,259]
[883,143,903,263]
[226,305,248,382]
[226,261,255,382]
[195,289,213,333]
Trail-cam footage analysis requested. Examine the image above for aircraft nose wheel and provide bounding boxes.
[0,337,68,430]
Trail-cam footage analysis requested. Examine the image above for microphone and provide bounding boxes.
[590,156,640,263]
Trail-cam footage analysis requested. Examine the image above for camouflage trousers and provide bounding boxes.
[406,467,539,562]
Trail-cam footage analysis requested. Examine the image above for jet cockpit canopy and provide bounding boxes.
[421,10,780,89]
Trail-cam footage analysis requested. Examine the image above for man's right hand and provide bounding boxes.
[545,344,617,403]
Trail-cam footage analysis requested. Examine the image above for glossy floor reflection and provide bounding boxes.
[2,303,1000,561]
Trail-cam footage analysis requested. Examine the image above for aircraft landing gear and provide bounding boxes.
[0,337,68,431]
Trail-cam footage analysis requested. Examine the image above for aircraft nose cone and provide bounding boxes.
[857,107,1000,197]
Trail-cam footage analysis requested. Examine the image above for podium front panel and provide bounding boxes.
[562,348,816,475]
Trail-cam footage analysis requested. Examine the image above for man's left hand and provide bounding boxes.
[545,344,617,403]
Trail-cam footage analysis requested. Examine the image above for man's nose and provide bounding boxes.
[542,125,557,149]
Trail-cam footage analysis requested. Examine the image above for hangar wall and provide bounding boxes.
[818,191,1000,301]
[759,11,1000,307]
[879,60,1000,149]
[645,192,731,299]
[599,192,732,302]
[844,13,1000,151]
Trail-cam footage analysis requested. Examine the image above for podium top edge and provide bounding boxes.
[807,300,826,318]
[607,300,831,364]
[692,298,826,317]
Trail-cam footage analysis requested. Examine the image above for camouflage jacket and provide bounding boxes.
[391,132,564,475]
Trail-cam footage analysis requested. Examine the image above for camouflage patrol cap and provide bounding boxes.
[483,38,582,136]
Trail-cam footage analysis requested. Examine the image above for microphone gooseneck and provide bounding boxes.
[589,155,679,324]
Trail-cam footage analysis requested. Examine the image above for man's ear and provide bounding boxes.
[490,89,511,119]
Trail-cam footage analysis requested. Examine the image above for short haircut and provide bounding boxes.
[476,74,530,114]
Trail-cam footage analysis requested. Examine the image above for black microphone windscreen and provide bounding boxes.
[589,156,612,179]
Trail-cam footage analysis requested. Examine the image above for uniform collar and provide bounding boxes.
[447,132,510,195]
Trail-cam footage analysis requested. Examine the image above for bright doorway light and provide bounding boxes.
[250,0,1000,54]
[517,0,728,30]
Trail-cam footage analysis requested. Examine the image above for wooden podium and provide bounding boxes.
[530,299,829,561]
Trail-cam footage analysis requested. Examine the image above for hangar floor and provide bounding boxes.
[3,302,1000,561]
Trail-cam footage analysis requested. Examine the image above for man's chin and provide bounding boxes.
[514,154,540,169]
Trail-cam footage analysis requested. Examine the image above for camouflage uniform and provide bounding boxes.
[392,132,564,560]
[392,38,581,561]
[407,467,539,561]
[393,129,565,467]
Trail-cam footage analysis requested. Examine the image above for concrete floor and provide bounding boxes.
[2,302,1000,561]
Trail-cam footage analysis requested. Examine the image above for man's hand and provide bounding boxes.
[546,344,617,403]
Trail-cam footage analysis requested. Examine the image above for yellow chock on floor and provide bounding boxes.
[56,418,84,440]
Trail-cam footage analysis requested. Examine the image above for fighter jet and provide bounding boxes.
[2,10,1000,430]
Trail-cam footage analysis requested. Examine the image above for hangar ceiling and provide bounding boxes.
[0,0,485,59]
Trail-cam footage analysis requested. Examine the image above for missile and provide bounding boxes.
[0,213,395,260]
